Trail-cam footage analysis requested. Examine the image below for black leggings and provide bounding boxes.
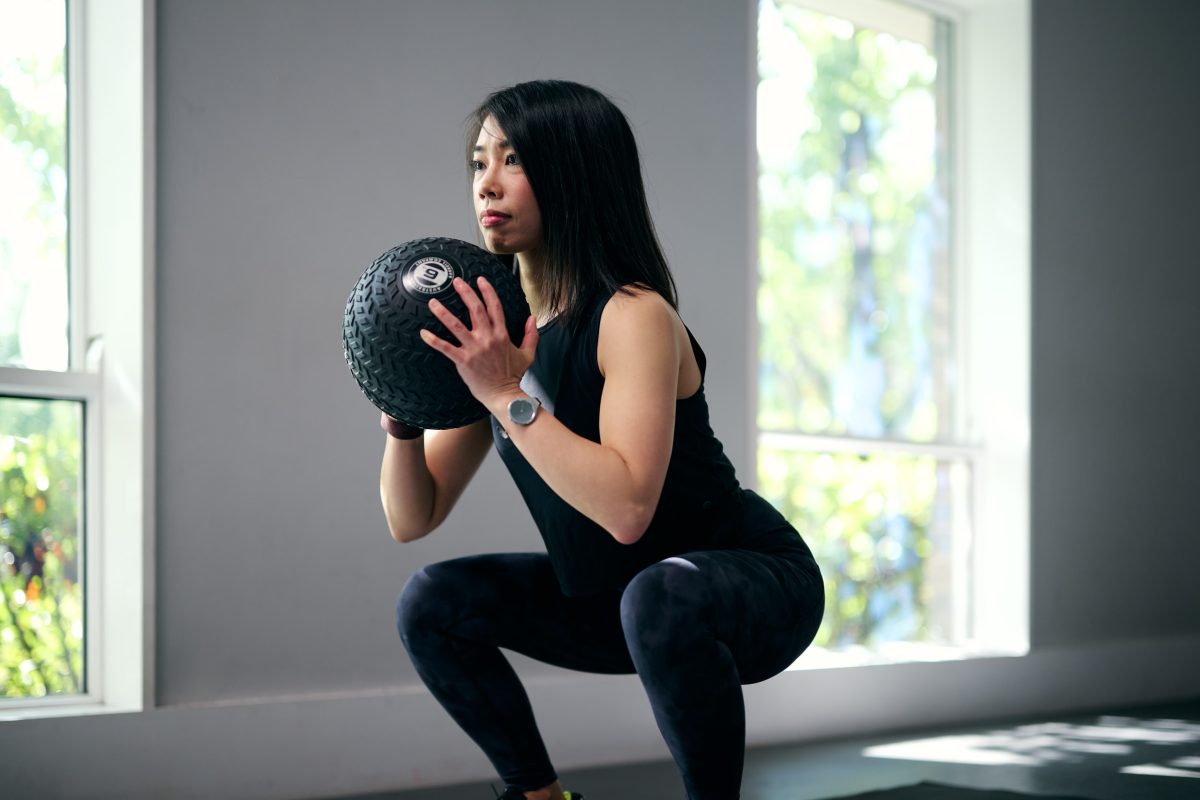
[395,495,824,799]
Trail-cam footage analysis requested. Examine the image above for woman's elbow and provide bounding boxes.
[381,496,434,543]
[608,504,654,545]
[389,525,420,544]
[380,475,437,541]
[611,528,646,546]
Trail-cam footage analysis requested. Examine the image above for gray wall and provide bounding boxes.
[6,0,1200,797]
[1031,0,1200,646]
[154,0,753,705]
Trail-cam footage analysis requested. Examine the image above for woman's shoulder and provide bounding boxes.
[595,284,685,376]
[603,283,675,315]
[599,284,679,333]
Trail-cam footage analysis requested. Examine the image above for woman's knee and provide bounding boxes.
[396,565,439,639]
[398,554,546,642]
[620,557,707,647]
[396,558,474,636]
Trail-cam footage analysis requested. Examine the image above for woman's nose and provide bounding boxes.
[477,165,501,197]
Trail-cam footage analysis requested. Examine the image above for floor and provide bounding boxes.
[325,698,1200,800]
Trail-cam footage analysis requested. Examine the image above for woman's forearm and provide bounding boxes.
[379,417,494,542]
[379,435,436,542]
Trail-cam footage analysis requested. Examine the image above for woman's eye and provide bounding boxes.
[505,153,521,166]
[469,159,485,172]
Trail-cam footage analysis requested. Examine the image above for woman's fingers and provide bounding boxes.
[475,276,506,329]
[422,276,504,355]
[452,277,493,332]
[427,296,470,342]
[418,327,460,362]
[427,277,499,341]
[519,314,539,355]
[418,278,537,405]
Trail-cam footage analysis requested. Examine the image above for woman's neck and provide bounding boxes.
[516,251,555,325]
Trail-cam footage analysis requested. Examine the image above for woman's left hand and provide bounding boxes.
[419,276,539,408]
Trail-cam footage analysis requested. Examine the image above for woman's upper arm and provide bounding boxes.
[596,290,681,527]
[423,416,493,530]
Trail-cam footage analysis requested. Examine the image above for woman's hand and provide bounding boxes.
[419,276,539,409]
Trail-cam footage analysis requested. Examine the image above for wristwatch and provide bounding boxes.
[506,394,541,426]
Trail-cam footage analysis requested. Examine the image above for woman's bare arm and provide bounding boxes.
[484,289,681,544]
[379,416,493,542]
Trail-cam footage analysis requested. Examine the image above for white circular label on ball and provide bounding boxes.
[406,257,456,294]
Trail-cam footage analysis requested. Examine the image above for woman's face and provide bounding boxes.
[472,115,544,258]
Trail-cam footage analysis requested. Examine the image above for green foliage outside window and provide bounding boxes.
[2,2,69,371]
[757,0,959,652]
[2,4,81,698]
[1,398,83,697]
[760,445,965,649]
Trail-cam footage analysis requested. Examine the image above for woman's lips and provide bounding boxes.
[480,211,510,227]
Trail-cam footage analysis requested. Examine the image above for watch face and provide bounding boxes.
[509,397,537,425]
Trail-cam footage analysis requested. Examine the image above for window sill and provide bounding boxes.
[790,640,1030,672]
[0,695,142,723]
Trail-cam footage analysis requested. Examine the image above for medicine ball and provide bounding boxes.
[343,237,530,429]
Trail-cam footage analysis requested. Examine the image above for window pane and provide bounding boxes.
[757,0,953,441]
[0,396,84,698]
[0,2,69,371]
[758,440,971,653]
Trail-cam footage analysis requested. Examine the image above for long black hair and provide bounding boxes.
[466,80,678,334]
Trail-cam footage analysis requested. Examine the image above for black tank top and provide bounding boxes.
[491,288,742,596]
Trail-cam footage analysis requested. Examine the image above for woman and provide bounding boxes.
[380,80,824,800]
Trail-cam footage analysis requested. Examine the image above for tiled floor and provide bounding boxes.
[324,699,1200,800]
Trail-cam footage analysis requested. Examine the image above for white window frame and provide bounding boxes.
[749,0,1030,666]
[0,0,154,719]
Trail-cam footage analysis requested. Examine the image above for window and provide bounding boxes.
[0,393,86,698]
[0,0,83,700]
[1,0,151,715]
[755,0,1029,665]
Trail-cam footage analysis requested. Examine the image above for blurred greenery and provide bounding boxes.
[2,4,81,698]
[0,397,84,698]
[1,2,69,369]
[757,0,950,441]
[759,445,964,648]
[757,1,958,651]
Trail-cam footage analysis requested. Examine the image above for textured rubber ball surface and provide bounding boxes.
[343,237,531,429]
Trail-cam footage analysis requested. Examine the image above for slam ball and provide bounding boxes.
[342,237,531,429]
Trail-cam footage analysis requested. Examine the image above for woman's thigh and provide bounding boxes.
[399,552,635,675]
[621,547,824,685]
